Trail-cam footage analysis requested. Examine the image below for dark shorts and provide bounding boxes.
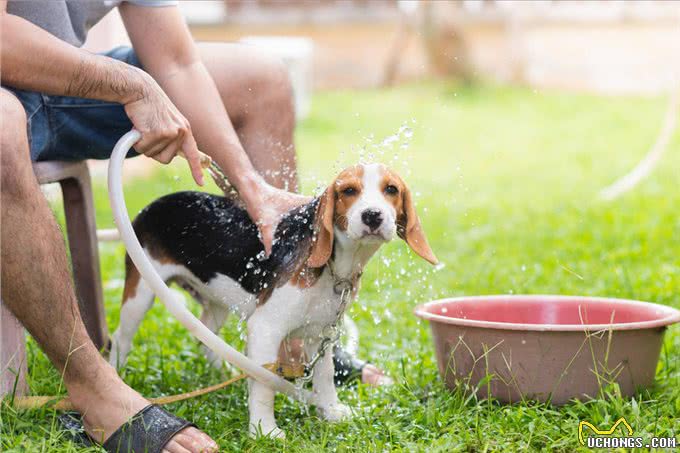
[4,47,141,162]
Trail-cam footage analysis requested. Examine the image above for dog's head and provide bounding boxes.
[307,163,438,268]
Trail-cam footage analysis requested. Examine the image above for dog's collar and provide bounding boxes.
[326,260,361,296]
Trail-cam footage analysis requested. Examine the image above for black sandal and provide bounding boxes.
[333,345,367,386]
[59,404,196,453]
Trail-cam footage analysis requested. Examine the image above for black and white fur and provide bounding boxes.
[109,163,436,438]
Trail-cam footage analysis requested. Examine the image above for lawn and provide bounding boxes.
[2,81,679,451]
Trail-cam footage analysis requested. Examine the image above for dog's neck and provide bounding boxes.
[327,228,382,282]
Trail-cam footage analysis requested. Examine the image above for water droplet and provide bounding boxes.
[400,125,413,140]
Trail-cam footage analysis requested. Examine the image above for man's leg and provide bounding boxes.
[198,42,299,192]
[0,88,216,453]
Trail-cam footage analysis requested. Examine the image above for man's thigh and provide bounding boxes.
[1,47,139,162]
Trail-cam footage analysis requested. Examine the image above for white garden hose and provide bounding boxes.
[108,129,316,405]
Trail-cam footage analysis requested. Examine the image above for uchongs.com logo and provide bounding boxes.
[578,417,677,449]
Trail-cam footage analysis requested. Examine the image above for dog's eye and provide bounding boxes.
[384,185,399,196]
[341,187,357,196]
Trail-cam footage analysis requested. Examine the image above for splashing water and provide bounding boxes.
[158,120,456,399]
[312,120,421,194]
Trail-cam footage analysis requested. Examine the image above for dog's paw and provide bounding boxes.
[249,423,285,439]
[266,427,286,439]
[319,403,352,422]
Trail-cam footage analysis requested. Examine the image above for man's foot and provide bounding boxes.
[332,346,393,387]
[67,364,218,452]
[361,364,393,387]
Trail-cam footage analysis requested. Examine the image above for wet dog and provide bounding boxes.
[109,163,437,437]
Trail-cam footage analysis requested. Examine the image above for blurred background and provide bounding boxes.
[85,0,680,99]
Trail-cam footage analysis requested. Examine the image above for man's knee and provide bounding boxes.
[260,56,294,107]
[1,89,27,137]
[1,89,32,196]
[239,54,295,123]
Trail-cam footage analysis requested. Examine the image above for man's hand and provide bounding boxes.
[246,183,313,256]
[123,72,205,186]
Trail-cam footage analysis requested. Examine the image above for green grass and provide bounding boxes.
[2,81,680,451]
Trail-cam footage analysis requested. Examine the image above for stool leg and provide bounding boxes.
[59,167,108,350]
[1,299,28,397]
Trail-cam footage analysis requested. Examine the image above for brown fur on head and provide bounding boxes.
[307,164,438,268]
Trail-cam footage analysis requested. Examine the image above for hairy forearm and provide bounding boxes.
[151,61,264,199]
[64,55,146,103]
[1,12,147,104]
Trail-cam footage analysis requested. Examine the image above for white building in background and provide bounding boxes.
[178,1,226,24]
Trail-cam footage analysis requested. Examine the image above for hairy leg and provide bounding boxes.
[198,42,299,191]
[0,89,216,453]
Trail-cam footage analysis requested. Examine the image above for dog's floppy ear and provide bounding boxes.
[398,184,438,265]
[307,185,335,268]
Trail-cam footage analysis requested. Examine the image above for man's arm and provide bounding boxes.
[119,3,308,253]
[0,0,204,184]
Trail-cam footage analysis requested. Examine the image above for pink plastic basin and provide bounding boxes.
[415,295,680,404]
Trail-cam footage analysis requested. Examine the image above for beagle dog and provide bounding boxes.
[109,163,437,438]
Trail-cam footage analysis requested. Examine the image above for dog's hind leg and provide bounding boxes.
[199,302,230,368]
[109,256,156,369]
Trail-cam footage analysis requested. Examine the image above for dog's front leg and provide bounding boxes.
[306,340,352,422]
[247,309,288,439]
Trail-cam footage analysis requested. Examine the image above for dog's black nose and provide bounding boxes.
[361,209,383,230]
